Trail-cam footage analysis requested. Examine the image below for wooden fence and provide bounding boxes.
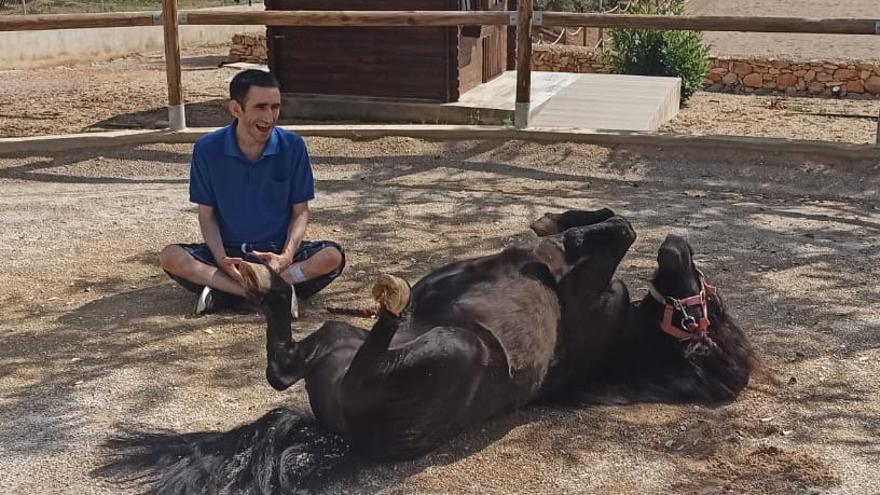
[0,3,878,142]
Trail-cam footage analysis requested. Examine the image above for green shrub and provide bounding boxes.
[533,0,620,13]
[608,0,710,103]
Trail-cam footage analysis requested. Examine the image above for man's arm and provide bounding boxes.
[250,201,309,272]
[198,204,243,283]
[280,202,309,269]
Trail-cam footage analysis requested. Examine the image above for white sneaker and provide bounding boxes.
[290,284,299,320]
[195,286,214,315]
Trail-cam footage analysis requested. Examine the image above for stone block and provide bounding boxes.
[833,68,858,80]
[865,76,880,94]
[846,80,865,93]
[776,73,797,89]
[733,62,753,76]
[743,73,763,87]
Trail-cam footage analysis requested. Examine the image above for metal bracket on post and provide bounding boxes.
[875,20,880,34]
[875,109,879,147]
[152,12,163,25]
[178,12,188,25]
[532,11,543,26]
[509,11,544,26]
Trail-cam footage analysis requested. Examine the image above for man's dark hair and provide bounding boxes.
[229,69,280,104]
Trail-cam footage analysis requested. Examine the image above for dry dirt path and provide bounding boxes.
[685,0,880,61]
[1,137,878,494]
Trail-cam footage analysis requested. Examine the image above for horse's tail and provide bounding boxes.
[94,407,352,495]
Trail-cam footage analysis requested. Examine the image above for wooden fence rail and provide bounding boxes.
[0,12,156,31]
[2,11,880,34]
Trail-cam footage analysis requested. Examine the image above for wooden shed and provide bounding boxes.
[265,0,512,103]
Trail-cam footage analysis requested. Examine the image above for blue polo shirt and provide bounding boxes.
[188,121,315,246]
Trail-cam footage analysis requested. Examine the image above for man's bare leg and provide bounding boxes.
[159,245,247,297]
[279,246,343,286]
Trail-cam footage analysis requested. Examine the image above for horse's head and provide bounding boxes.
[647,234,721,356]
[645,235,756,402]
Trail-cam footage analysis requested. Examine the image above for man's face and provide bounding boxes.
[229,85,282,144]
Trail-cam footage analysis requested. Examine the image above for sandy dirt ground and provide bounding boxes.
[685,0,880,61]
[0,137,878,494]
[1,47,879,144]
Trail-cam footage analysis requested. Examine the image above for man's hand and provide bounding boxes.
[218,256,245,284]
[250,250,293,272]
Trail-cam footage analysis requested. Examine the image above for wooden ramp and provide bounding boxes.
[278,70,680,131]
[529,73,681,131]
[455,70,681,131]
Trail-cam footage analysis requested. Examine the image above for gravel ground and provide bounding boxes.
[661,92,880,144]
[0,137,878,494]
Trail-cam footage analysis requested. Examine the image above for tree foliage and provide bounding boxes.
[608,0,710,103]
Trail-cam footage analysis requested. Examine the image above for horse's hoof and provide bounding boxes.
[372,274,410,316]
[530,213,560,237]
[239,261,274,295]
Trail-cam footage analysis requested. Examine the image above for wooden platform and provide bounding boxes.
[280,70,681,131]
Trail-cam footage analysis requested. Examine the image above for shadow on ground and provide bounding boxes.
[1,138,877,493]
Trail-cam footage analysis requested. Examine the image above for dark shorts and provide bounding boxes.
[168,240,345,299]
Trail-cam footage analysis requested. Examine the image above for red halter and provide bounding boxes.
[648,272,718,349]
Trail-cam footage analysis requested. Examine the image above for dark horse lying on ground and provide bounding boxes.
[239,208,637,462]
[97,209,756,494]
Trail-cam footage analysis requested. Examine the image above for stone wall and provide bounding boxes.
[531,44,611,73]
[705,57,880,97]
[229,34,880,98]
[226,33,267,64]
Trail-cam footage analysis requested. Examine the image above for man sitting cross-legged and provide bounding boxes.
[159,69,344,317]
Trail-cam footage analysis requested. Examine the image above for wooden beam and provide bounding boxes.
[3,126,879,161]
[1,11,879,34]
[514,0,532,129]
[0,12,156,31]
[183,12,880,35]
[540,13,880,34]
[162,0,185,130]
[185,11,512,27]
[876,109,880,147]
[506,0,516,71]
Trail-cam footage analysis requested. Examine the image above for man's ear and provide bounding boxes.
[228,99,243,118]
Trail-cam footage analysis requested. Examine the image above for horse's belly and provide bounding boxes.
[454,278,561,389]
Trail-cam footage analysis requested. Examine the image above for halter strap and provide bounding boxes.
[648,274,718,348]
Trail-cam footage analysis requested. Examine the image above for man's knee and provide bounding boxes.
[159,244,190,275]
[322,246,344,272]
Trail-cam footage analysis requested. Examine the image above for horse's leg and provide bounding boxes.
[561,215,635,289]
[340,275,507,460]
[344,274,411,379]
[537,216,636,397]
[530,208,616,237]
[238,261,353,392]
